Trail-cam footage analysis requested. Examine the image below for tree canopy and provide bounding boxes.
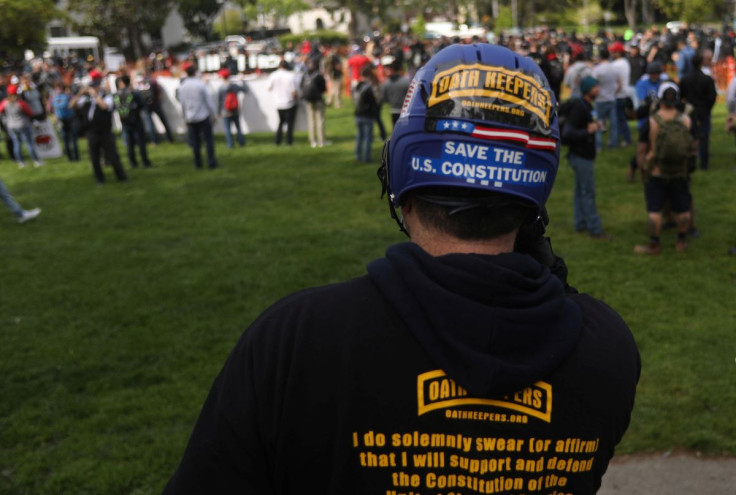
[67,0,174,58]
[0,0,58,60]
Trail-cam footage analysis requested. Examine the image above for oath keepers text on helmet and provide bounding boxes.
[427,63,554,134]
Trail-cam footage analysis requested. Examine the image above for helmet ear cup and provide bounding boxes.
[377,139,410,236]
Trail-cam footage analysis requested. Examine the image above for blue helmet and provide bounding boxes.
[380,43,560,223]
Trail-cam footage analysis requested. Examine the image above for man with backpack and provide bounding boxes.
[300,60,328,148]
[324,46,344,109]
[634,82,694,254]
[115,75,152,168]
[138,71,175,144]
[216,69,247,149]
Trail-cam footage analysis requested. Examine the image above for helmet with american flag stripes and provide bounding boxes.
[380,43,560,212]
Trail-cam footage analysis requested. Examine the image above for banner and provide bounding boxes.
[32,120,63,159]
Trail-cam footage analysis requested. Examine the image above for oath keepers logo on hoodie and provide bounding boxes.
[427,63,554,136]
[417,370,552,423]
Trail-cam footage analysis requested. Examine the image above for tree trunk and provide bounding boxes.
[624,0,638,31]
[128,23,143,60]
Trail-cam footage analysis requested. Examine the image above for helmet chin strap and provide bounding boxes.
[378,140,410,237]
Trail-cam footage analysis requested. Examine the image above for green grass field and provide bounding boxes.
[1,101,735,494]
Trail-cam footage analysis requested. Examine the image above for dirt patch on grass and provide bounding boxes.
[600,451,736,494]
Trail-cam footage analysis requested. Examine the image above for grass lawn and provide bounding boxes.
[1,100,735,494]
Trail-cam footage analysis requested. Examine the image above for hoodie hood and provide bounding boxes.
[367,242,582,396]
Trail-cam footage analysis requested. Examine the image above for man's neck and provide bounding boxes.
[411,231,516,257]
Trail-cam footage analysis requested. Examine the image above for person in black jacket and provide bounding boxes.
[561,76,610,240]
[679,52,717,170]
[163,45,640,495]
[353,65,379,162]
[115,75,152,168]
[70,70,128,186]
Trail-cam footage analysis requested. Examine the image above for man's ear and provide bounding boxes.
[400,196,413,215]
[399,197,414,236]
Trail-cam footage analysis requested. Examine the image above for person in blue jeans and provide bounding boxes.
[50,82,80,161]
[216,69,247,148]
[561,76,610,240]
[0,176,41,223]
[178,64,218,169]
[0,85,43,168]
[592,49,618,150]
[353,66,379,163]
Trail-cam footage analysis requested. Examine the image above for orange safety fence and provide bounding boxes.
[712,57,734,93]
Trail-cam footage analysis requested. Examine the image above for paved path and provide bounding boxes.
[599,452,736,494]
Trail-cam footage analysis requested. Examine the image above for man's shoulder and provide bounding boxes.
[567,292,637,351]
[242,275,392,347]
[252,276,382,326]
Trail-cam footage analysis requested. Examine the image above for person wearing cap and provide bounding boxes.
[610,41,632,147]
[178,64,219,169]
[561,76,611,241]
[163,44,639,495]
[70,70,128,185]
[216,68,247,149]
[0,84,44,168]
[635,61,667,131]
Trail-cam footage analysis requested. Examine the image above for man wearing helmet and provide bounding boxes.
[163,45,640,495]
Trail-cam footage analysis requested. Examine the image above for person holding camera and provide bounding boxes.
[163,44,639,495]
[70,69,128,186]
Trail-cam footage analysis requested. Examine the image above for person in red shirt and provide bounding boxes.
[0,85,43,168]
[347,46,371,91]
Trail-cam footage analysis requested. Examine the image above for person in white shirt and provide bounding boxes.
[563,52,592,99]
[178,64,218,169]
[610,42,632,147]
[267,60,299,145]
[592,48,619,150]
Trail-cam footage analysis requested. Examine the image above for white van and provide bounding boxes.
[46,36,101,60]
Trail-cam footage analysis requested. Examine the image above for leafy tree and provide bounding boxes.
[67,0,173,59]
[653,0,725,23]
[213,7,245,38]
[240,0,310,22]
[177,0,222,41]
[0,0,58,60]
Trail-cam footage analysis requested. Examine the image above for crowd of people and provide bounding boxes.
[1,23,735,257]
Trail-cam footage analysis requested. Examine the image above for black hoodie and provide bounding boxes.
[164,243,640,495]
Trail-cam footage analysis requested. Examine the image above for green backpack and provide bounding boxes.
[114,90,139,125]
[652,113,693,178]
